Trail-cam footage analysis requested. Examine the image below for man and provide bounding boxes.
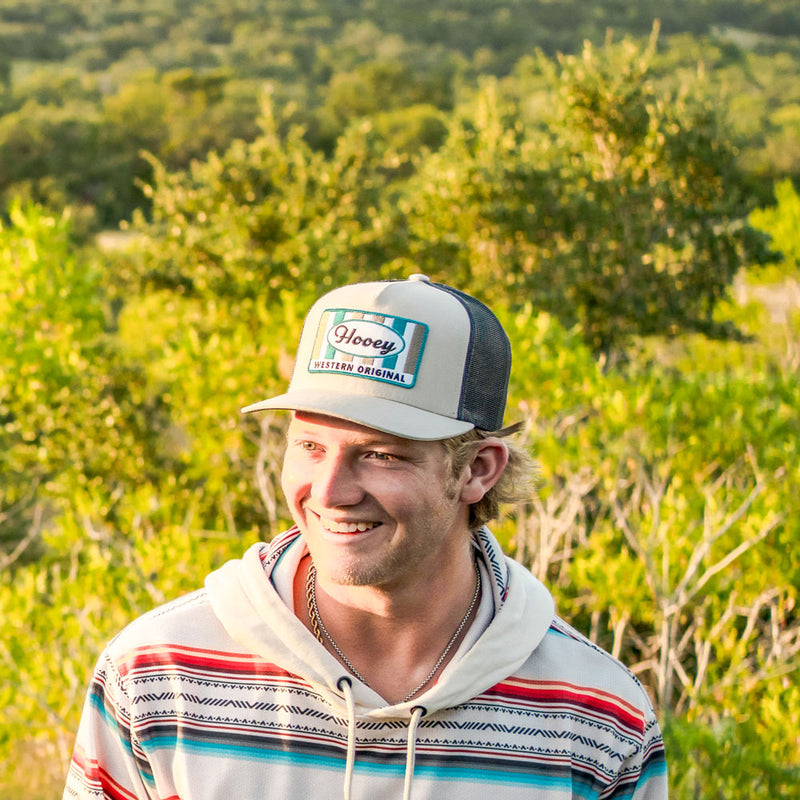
[65,275,668,799]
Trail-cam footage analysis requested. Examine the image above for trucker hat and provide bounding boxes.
[241,274,511,440]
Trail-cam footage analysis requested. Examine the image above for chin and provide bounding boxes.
[324,554,407,588]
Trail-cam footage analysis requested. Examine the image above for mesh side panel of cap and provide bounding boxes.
[430,283,510,430]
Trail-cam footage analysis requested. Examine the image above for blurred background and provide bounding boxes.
[1,1,798,796]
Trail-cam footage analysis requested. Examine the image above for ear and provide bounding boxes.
[458,439,509,505]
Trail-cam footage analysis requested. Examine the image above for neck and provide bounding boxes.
[295,549,481,704]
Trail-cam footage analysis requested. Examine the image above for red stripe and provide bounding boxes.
[482,678,644,734]
[117,644,296,680]
[71,747,139,800]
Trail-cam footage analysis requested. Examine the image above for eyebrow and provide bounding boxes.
[288,425,414,450]
[358,437,412,449]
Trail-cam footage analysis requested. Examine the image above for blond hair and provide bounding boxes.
[441,422,538,530]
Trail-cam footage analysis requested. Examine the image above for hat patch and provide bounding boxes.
[309,308,427,388]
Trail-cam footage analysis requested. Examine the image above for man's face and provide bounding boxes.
[281,412,471,589]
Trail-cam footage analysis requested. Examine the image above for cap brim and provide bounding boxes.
[241,390,474,441]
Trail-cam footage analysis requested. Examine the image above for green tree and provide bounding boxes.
[499,304,799,798]
[749,178,800,276]
[0,99,103,228]
[0,203,172,559]
[399,31,766,354]
[0,203,241,796]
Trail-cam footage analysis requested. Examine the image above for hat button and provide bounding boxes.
[408,274,431,282]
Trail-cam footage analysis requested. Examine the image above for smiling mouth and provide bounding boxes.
[319,517,380,534]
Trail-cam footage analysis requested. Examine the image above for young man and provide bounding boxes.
[65,276,668,799]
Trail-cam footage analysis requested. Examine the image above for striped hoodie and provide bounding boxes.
[65,527,667,799]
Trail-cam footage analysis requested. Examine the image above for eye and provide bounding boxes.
[295,440,321,453]
[366,450,399,462]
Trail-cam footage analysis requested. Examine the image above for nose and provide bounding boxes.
[310,451,364,508]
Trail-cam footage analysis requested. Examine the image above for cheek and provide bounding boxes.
[280,459,303,502]
[280,460,291,491]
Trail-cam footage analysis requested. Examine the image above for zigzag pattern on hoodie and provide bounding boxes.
[68,633,665,798]
[65,530,667,800]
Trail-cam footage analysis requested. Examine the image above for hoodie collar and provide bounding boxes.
[205,526,554,720]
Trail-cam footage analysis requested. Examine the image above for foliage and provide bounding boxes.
[397,32,764,352]
[500,300,799,716]
[662,713,800,799]
[0,509,252,799]
[119,33,768,355]
[126,100,395,304]
[1,3,800,798]
[750,178,800,275]
[0,69,261,226]
[0,204,167,556]
[3,203,800,798]
[1,2,800,224]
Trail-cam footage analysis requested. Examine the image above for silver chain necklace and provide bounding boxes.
[306,560,481,704]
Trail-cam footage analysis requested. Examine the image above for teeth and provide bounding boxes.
[321,519,377,533]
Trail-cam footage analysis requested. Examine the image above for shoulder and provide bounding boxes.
[544,617,648,688]
[102,537,284,660]
[100,588,230,667]
[517,615,659,730]
[475,609,667,792]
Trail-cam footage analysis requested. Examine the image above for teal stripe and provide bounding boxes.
[413,763,590,795]
[144,735,345,770]
[89,691,155,786]
[324,310,347,359]
[640,755,668,780]
[142,734,599,793]
[382,317,406,370]
[89,691,126,738]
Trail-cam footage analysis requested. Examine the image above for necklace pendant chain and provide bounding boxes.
[305,559,481,704]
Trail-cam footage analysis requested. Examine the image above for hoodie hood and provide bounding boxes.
[205,527,554,720]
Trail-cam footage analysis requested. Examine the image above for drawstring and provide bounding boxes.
[336,678,426,800]
[403,706,426,800]
[337,677,357,800]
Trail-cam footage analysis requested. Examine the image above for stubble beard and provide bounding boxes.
[322,503,464,589]
[328,548,409,587]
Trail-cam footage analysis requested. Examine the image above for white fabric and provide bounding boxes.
[64,527,668,800]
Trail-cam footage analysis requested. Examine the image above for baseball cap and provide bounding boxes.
[241,275,511,440]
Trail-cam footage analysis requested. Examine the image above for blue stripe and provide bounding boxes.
[640,754,668,780]
[324,310,346,359]
[142,733,605,794]
[90,688,156,786]
[147,735,346,770]
[89,689,125,736]
[382,317,406,370]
